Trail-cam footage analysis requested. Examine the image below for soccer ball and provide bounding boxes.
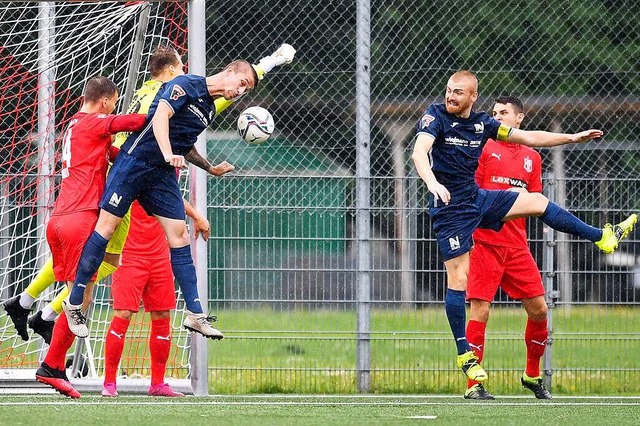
[237,106,274,144]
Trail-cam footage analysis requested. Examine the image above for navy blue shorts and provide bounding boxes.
[99,153,185,220]
[430,189,519,261]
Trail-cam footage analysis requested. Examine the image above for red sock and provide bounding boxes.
[465,320,487,388]
[104,316,130,385]
[524,318,548,378]
[43,313,76,371]
[149,317,171,386]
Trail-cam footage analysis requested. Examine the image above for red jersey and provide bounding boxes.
[122,201,170,260]
[473,139,542,248]
[53,112,118,215]
[52,112,145,216]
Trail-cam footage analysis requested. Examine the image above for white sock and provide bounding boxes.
[41,305,58,322]
[19,292,35,309]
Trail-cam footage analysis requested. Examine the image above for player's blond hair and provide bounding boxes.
[224,59,259,87]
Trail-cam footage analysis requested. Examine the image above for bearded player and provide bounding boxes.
[412,70,636,383]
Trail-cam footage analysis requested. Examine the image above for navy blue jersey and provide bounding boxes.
[122,74,216,165]
[417,103,509,203]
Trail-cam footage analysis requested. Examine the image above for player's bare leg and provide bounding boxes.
[65,210,122,336]
[520,296,552,399]
[504,192,637,254]
[156,215,223,340]
[443,254,487,382]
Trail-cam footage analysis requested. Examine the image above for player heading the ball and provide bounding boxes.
[64,44,296,339]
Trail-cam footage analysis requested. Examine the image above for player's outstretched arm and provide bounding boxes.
[507,127,603,147]
[209,161,235,176]
[184,200,210,241]
[214,43,296,116]
[107,114,147,134]
[254,43,296,77]
[184,146,235,176]
[411,133,451,205]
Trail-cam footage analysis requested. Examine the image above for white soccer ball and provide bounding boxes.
[237,106,274,144]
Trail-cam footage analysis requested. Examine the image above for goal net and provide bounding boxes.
[0,1,195,394]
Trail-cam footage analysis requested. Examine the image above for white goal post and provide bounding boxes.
[0,1,208,395]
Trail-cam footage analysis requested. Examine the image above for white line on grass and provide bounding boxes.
[0,401,639,407]
[208,394,640,400]
[4,394,640,400]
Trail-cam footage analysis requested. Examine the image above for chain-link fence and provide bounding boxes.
[0,0,638,395]
[202,0,640,394]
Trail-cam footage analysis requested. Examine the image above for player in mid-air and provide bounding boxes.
[464,95,550,400]
[1,46,213,344]
[101,46,231,397]
[35,76,147,398]
[64,44,297,339]
[412,70,637,383]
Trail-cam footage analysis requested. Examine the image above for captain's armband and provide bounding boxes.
[497,124,512,141]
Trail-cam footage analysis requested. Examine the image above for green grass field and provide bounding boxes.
[3,306,639,395]
[202,306,640,394]
[1,395,639,426]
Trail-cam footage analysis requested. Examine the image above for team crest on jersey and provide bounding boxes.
[474,122,484,133]
[523,156,533,173]
[170,84,186,101]
[421,114,436,128]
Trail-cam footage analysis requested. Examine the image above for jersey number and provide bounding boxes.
[60,119,78,179]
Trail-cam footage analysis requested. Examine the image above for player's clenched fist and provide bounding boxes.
[164,154,186,168]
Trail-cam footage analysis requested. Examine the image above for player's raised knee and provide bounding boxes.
[517,191,549,215]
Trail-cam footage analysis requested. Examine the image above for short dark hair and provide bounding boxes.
[494,94,524,114]
[148,45,181,77]
[84,76,118,103]
[224,59,259,87]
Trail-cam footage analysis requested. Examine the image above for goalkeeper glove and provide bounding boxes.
[254,43,296,78]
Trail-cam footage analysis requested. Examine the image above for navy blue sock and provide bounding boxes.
[170,245,203,314]
[540,202,602,242]
[69,231,109,305]
[445,289,470,355]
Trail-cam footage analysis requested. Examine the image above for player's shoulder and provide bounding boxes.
[469,109,493,123]
[164,74,206,97]
[419,103,446,128]
[76,112,113,125]
[171,73,206,87]
[424,102,447,117]
[523,144,542,160]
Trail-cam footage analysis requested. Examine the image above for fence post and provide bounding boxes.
[542,171,557,390]
[187,0,209,397]
[37,1,56,271]
[355,0,371,393]
[551,120,572,307]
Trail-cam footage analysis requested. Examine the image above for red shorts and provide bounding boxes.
[46,211,98,282]
[111,256,176,312]
[467,242,544,301]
